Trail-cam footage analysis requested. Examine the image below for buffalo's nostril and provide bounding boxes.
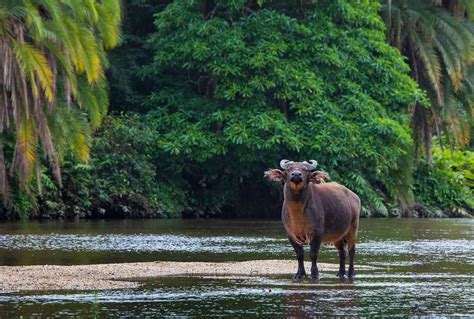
[291,171,302,178]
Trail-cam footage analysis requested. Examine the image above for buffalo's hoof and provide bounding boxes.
[310,267,319,279]
[310,265,319,280]
[336,271,346,279]
[293,271,306,279]
[310,273,319,280]
[348,270,355,279]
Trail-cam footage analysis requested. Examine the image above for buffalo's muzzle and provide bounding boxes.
[290,171,303,183]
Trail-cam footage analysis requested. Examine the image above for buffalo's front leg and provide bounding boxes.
[310,237,321,279]
[289,236,305,278]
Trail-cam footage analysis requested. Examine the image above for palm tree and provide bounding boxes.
[379,0,474,163]
[441,0,474,149]
[0,0,121,199]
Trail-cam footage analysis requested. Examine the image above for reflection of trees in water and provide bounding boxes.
[283,281,358,317]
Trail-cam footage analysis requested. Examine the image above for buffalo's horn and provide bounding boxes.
[280,159,294,170]
[303,160,318,170]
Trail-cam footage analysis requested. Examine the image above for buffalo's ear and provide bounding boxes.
[264,169,285,182]
[310,170,330,184]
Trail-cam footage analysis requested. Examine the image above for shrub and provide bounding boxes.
[413,146,474,216]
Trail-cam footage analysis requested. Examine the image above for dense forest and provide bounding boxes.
[0,0,472,220]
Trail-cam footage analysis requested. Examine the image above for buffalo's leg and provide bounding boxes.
[335,240,346,278]
[347,243,356,278]
[289,237,305,278]
[310,237,321,279]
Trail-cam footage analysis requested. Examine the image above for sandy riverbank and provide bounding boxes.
[0,260,342,293]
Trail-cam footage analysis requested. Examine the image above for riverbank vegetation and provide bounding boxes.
[0,0,472,219]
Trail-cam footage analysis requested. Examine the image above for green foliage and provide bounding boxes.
[3,0,473,219]
[0,0,121,201]
[379,0,474,161]
[35,115,187,218]
[414,146,474,216]
[107,0,168,112]
[10,189,35,220]
[90,115,187,216]
[137,0,421,216]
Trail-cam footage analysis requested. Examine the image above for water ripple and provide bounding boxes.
[357,240,474,264]
[0,234,472,264]
[0,234,290,254]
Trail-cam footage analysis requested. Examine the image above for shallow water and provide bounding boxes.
[0,218,472,317]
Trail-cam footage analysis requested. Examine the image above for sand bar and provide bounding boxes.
[0,260,343,293]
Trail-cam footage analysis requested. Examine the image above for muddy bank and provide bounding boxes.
[0,260,343,293]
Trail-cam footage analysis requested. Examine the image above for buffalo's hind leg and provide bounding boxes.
[334,240,346,278]
[348,243,356,279]
[289,237,306,279]
[310,237,321,280]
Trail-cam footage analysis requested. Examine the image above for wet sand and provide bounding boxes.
[0,260,341,293]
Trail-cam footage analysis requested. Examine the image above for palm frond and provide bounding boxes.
[380,0,474,154]
[22,1,46,41]
[408,27,443,104]
[12,40,54,102]
[1,0,120,194]
[96,0,122,49]
[48,104,90,162]
[12,114,37,188]
[433,36,464,91]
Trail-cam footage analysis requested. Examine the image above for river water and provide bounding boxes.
[0,218,472,317]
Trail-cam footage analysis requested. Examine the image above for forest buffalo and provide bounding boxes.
[265,160,360,279]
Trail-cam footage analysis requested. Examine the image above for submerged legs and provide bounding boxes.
[348,243,356,279]
[335,240,346,278]
[334,239,356,279]
[289,236,353,280]
[309,237,321,280]
[289,236,320,279]
[289,237,306,278]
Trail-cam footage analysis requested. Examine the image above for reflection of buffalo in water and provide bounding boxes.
[265,160,361,279]
[283,281,358,317]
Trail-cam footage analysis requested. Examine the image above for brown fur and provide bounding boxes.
[265,161,361,279]
[281,181,360,246]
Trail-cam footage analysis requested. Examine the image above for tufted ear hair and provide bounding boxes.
[310,170,330,184]
[264,169,285,182]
